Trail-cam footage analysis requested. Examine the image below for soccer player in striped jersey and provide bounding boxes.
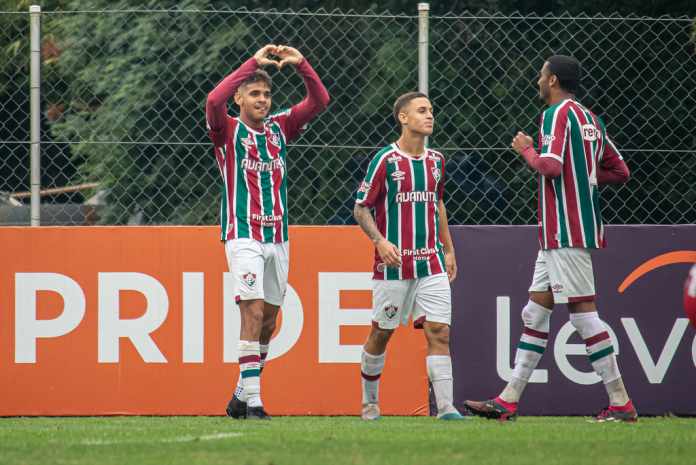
[354,92,465,421]
[206,44,329,419]
[465,55,636,422]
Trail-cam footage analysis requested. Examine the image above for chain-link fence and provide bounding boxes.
[1,7,694,226]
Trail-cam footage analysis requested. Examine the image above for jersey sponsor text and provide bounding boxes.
[396,191,437,203]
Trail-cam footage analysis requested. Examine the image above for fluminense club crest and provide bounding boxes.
[268,132,282,147]
[431,166,441,183]
[384,304,399,319]
[242,272,257,288]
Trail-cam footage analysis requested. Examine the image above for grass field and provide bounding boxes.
[1,416,694,465]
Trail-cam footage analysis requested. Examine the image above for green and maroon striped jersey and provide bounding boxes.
[212,112,292,243]
[356,144,447,280]
[206,57,329,244]
[537,99,624,249]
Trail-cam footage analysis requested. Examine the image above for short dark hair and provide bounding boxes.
[240,69,272,90]
[393,91,429,125]
[547,55,581,93]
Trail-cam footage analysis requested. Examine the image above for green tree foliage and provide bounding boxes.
[0,0,74,200]
[41,0,426,224]
[0,0,33,193]
[228,0,696,16]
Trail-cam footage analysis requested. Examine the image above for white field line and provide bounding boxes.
[81,432,243,445]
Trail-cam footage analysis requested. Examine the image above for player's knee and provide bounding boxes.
[425,322,450,345]
[240,301,264,325]
[374,329,393,345]
[263,318,276,332]
[529,291,554,310]
[369,327,394,347]
[568,301,596,314]
[521,304,544,327]
[261,318,276,339]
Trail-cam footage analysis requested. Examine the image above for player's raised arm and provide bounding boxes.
[205,45,278,145]
[274,45,330,141]
[597,134,630,184]
[511,131,562,178]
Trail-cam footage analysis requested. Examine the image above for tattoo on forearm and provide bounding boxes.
[354,205,383,244]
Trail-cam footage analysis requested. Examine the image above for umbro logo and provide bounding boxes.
[391,170,405,182]
[240,134,255,151]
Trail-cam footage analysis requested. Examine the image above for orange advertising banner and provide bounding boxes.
[0,226,428,416]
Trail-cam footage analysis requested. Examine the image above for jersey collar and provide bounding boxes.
[237,117,266,135]
[391,143,426,160]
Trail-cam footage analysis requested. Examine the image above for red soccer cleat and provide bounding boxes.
[593,400,638,423]
[464,397,518,421]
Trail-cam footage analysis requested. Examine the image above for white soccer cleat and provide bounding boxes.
[361,403,381,420]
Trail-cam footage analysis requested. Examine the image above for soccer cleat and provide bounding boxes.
[593,400,638,423]
[464,398,517,421]
[225,395,247,419]
[437,410,470,421]
[246,406,272,420]
[361,403,381,420]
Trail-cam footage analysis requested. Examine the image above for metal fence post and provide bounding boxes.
[29,4,41,226]
[418,3,429,147]
[417,3,429,95]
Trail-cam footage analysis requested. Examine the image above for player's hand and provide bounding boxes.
[511,131,534,156]
[376,238,401,268]
[444,251,457,283]
[254,44,280,68]
[275,45,304,69]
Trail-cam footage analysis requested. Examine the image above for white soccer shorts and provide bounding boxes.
[372,272,452,330]
[528,248,596,304]
[225,238,289,306]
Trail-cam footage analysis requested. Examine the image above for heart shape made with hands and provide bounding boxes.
[256,45,302,70]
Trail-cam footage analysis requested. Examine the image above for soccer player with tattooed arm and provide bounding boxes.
[354,92,466,421]
[465,55,635,422]
[206,44,329,419]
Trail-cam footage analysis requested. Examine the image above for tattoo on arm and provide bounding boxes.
[354,204,384,244]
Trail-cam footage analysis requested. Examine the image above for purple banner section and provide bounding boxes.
[449,225,696,416]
